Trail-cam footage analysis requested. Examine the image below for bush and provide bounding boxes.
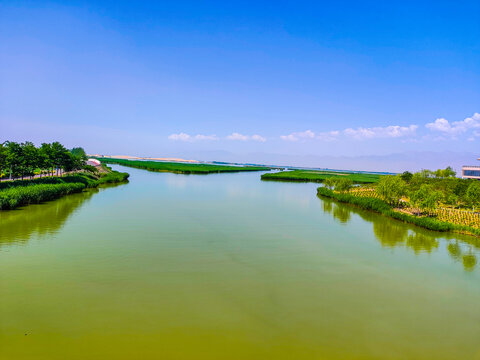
[0,183,86,210]
[333,178,353,192]
[0,170,129,210]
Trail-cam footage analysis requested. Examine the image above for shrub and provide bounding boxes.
[0,183,86,210]
[334,178,353,192]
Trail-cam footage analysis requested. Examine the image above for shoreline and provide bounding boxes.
[0,167,129,211]
[317,187,480,238]
[99,158,270,174]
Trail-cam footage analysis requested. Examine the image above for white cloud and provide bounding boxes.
[227,133,249,141]
[194,134,218,141]
[426,113,480,136]
[226,133,266,142]
[280,130,315,141]
[344,125,418,139]
[251,134,267,142]
[317,130,340,141]
[168,133,218,141]
[168,132,191,141]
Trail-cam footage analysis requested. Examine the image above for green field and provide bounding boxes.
[98,158,270,174]
[261,170,381,183]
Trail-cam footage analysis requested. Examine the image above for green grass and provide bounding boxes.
[98,158,270,174]
[317,187,480,237]
[261,170,381,184]
[0,170,129,210]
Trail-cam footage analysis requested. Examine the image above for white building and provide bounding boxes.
[462,158,480,179]
[86,158,101,167]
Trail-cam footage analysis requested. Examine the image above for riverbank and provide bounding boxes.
[0,168,129,210]
[317,187,480,237]
[98,157,270,174]
[261,170,381,183]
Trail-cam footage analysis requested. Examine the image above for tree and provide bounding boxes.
[416,169,434,179]
[0,143,6,180]
[334,178,353,192]
[4,141,22,179]
[70,147,87,160]
[51,141,68,176]
[376,175,406,206]
[400,171,413,182]
[466,181,480,211]
[443,166,456,178]
[40,143,54,176]
[22,142,39,179]
[434,166,456,179]
[323,177,337,190]
[410,184,443,212]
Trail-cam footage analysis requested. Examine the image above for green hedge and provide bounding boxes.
[0,172,129,190]
[0,171,129,210]
[317,187,480,236]
[0,183,86,210]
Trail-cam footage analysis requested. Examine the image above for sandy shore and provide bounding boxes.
[89,154,199,163]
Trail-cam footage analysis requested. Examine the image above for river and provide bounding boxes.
[1,165,479,359]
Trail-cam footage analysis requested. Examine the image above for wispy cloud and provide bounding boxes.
[280,130,315,141]
[281,125,417,141]
[344,125,418,139]
[168,133,218,141]
[226,133,266,142]
[168,132,191,141]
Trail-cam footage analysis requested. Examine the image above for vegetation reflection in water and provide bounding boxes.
[0,183,124,247]
[320,195,479,272]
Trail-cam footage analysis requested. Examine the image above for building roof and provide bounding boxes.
[86,159,101,166]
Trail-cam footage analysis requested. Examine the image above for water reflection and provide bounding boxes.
[322,198,351,224]
[0,188,99,247]
[318,194,480,272]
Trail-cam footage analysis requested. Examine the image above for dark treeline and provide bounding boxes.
[0,141,88,180]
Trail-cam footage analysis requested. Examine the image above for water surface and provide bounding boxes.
[1,166,479,359]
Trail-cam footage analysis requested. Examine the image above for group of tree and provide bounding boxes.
[0,141,88,180]
[376,167,480,211]
[324,177,354,192]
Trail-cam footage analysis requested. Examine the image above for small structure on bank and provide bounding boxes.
[86,158,102,167]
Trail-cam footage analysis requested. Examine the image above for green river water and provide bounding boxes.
[1,166,479,359]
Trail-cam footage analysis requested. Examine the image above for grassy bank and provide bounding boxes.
[0,170,129,210]
[317,187,480,237]
[98,158,270,174]
[261,170,381,184]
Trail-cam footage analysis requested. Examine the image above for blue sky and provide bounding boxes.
[1,1,479,167]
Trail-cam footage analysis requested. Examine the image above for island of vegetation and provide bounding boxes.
[316,167,480,237]
[261,169,381,183]
[97,157,270,174]
[0,141,129,210]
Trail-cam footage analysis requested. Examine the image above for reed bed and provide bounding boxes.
[261,170,381,184]
[99,158,269,174]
